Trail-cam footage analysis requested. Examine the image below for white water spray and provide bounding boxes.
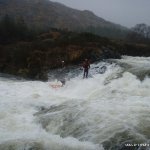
[0,56,150,150]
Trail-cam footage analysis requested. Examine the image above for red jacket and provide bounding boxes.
[83,61,90,70]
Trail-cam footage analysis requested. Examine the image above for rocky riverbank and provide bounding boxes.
[0,29,150,81]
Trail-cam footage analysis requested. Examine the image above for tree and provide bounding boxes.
[0,15,37,44]
[132,23,150,39]
[0,15,17,43]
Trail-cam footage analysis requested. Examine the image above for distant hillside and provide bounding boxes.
[0,0,129,38]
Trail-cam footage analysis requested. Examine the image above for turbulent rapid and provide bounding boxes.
[0,56,150,150]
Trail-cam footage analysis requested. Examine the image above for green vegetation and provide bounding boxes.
[0,15,37,44]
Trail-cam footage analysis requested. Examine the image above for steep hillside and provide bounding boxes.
[0,0,128,38]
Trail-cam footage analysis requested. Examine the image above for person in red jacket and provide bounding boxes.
[82,59,90,78]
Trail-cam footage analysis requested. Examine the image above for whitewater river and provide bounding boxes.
[0,56,150,150]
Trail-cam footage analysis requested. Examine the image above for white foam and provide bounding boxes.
[0,57,150,149]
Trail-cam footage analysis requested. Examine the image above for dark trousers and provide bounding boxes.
[83,69,88,78]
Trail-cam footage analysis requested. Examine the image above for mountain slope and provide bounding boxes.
[0,0,128,37]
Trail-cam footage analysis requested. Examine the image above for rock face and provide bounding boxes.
[0,0,127,32]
